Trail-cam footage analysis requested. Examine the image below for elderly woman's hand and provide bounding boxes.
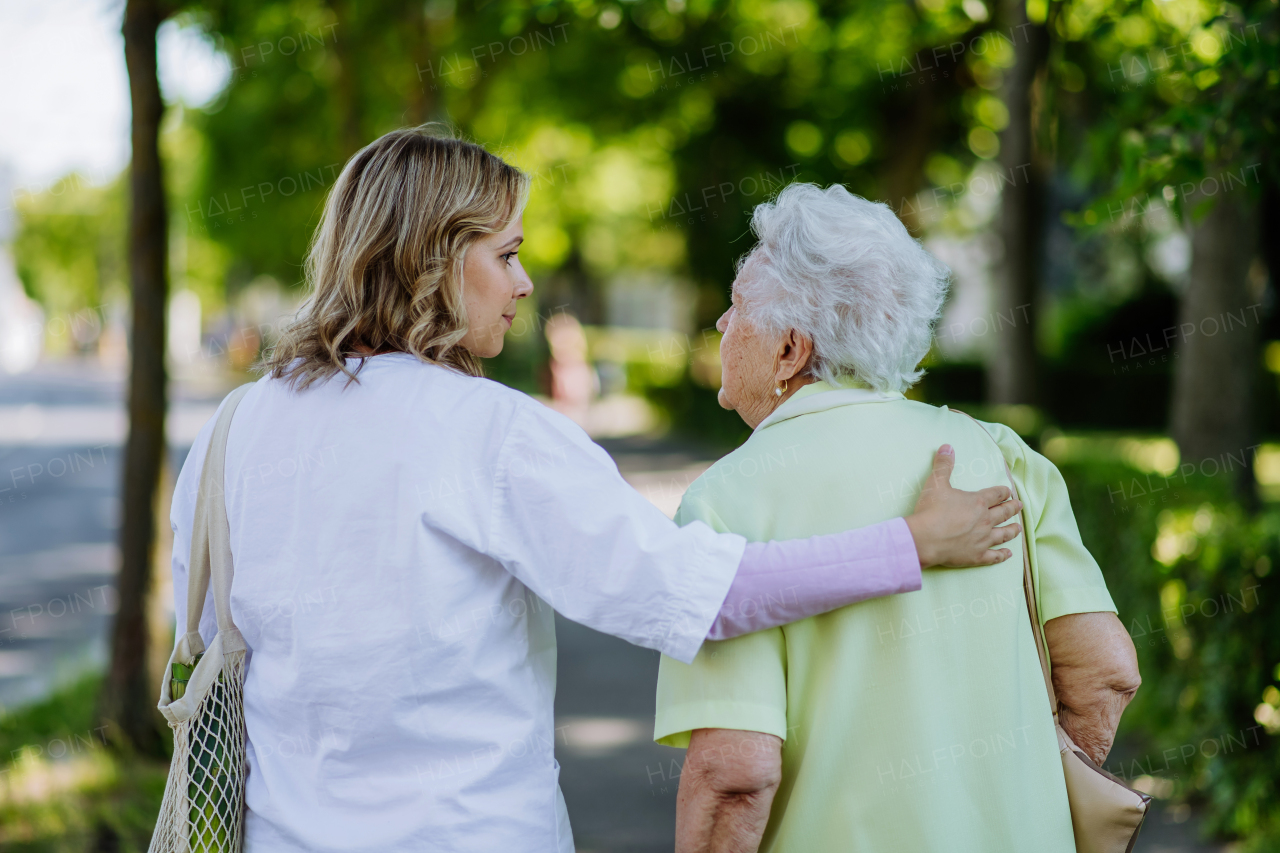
[905,445,1024,569]
[1045,612,1141,764]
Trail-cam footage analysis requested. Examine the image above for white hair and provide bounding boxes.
[737,183,950,393]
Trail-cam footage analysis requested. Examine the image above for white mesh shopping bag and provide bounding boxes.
[150,383,254,853]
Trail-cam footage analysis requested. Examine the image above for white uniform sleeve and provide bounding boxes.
[486,403,745,664]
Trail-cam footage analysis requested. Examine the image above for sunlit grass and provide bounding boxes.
[0,675,167,852]
[1253,446,1280,501]
[1041,433,1180,476]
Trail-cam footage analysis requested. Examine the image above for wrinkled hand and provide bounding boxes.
[905,445,1023,569]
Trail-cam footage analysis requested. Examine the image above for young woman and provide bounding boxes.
[169,126,1022,852]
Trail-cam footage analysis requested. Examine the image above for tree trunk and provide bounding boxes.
[879,29,979,235]
[1170,194,1261,501]
[327,0,364,156]
[989,0,1043,405]
[101,0,170,756]
[879,53,942,236]
[405,3,436,126]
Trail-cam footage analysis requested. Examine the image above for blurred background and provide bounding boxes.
[0,0,1277,849]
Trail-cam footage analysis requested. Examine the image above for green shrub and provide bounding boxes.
[642,368,751,451]
[0,676,168,852]
[1061,461,1280,849]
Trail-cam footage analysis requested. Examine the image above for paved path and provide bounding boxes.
[0,362,227,708]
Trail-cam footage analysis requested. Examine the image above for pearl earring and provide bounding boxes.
[775,378,787,397]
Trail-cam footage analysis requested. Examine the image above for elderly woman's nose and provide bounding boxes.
[716,309,730,333]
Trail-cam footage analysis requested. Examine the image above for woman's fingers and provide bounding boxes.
[929,445,956,487]
[989,522,1022,546]
[968,522,1021,567]
[986,498,1023,526]
[976,485,1012,508]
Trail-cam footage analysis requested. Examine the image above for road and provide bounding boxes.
[0,363,224,709]
[0,362,1221,852]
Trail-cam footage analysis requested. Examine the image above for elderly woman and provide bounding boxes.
[654,183,1141,853]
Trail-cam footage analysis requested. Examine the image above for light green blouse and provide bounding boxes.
[655,380,1116,853]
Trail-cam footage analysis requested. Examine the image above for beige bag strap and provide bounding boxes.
[948,409,1059,720]
[178,383,254,660]
[1005,459,1060,719]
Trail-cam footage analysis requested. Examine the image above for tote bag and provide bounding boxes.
[150,383,254,853]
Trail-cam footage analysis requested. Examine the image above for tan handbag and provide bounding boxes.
[959,411,1151,853]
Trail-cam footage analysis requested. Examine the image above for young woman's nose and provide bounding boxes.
[514,264,534,299]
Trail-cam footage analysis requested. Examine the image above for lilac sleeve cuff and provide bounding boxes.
[706,517,922,641]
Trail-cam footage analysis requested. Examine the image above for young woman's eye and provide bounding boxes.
[502,251,518,265]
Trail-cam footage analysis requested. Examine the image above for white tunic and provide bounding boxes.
[170,353,745,852]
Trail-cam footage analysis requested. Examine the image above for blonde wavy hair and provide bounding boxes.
[264,125,530,389]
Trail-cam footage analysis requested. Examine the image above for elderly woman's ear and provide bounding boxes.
[774,329,814,386]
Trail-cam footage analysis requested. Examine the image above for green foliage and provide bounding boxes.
[185,0,999,323]
[11,175,126,353]
[0,676,168,852]
[163,105,236,316]
[643,365,751,451]
[1052,0,1279,226]
[1061,460,1280,849]
[0,675,101,754]
[182,1,354,287]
